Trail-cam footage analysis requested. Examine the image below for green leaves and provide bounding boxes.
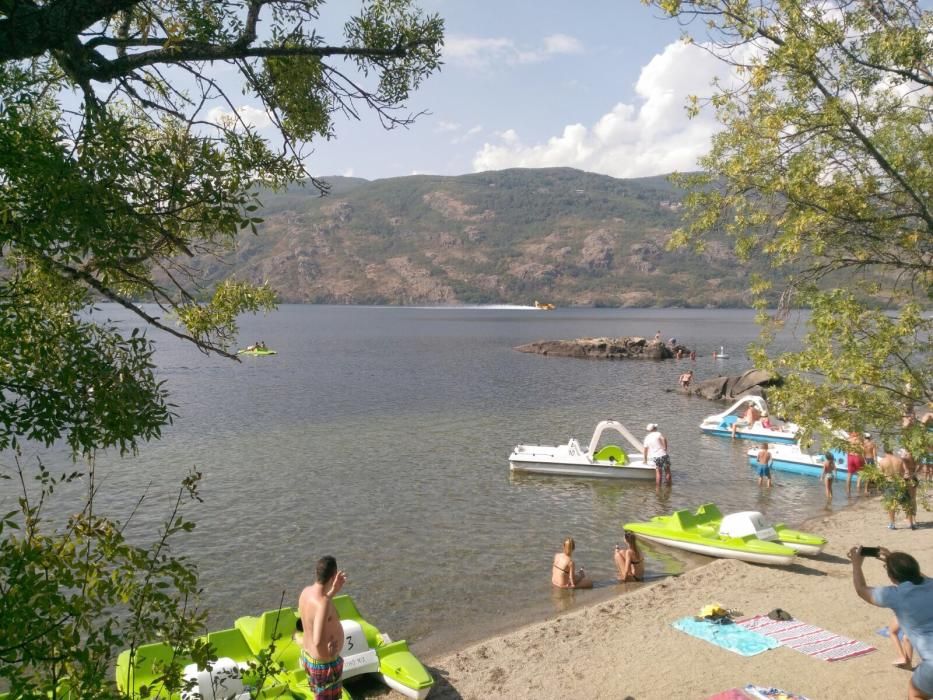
[654,0,932,448]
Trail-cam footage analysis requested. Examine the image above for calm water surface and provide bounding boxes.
[7,305,849,655]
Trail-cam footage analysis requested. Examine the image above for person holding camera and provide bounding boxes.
[849,546,933,699]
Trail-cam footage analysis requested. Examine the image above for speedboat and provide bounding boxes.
[624,504,825,565]
[747,443,847,478]
[237,347,277,356]
[509,419,656,480]
[699,395,799,444]
[115,595,433,700]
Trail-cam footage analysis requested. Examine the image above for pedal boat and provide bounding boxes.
[624,504,825,565]
[699,396,799,444]
[115,594,433,700]
[748,443,847,478]
[237,347,277,356]
[509,419,656,480]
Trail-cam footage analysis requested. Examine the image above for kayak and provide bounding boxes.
[115,594,433,700]
[237,348,277,356]
[624,503,824,566]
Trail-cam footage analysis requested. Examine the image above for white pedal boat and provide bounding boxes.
[509,420,656,480]
[700,395,799,444]
[747,443,848,479]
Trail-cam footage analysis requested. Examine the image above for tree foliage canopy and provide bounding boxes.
[1,1,442,695]
[1,0,443,456]
[650,0,931,453]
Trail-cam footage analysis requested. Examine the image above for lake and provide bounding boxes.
[6,305,846,656]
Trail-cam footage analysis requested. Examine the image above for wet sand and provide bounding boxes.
[425,498,931,699]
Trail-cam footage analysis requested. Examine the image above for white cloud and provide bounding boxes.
[206,104,272,130]
[436,120,462,132]
[451,124,483,144]
[342,168,355,177]
[445,33,584,68]
[471,40,733,177]
[543,34,583,55]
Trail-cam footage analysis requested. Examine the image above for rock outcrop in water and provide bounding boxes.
[514,337,691,360]
[687,369,782,400]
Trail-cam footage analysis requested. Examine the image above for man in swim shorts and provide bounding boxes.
[846,432,866,496]
[756,442,773,488]
[643,423,672,486]
[298,555,348,700]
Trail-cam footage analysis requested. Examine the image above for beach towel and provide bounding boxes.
[744,687,810,700]
[706,687,810,700]
[737,615,876,662]
[672,617,780,656]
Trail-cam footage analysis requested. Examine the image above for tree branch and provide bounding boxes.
[0,0,140,61]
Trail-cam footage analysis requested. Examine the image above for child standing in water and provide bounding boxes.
[820,451,836,500]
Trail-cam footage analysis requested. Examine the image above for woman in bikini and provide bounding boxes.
[613,531,645,582]
[552,536,593,589]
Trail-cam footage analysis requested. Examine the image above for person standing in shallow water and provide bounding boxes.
[643,423,672,486]
[298,556,348,700]
[820,451,836,501]
[756,442,773,488]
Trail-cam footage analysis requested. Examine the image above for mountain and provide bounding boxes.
[193,168,766,307]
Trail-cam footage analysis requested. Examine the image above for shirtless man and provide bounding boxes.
[756,442,773,488]
[298,556,348,700]
[679,369,693,391]
[878,452,915,531]
[731,403,761,439]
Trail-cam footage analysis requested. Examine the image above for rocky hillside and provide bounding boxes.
[192,168,770,307]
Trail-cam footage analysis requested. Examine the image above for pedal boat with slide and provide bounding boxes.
[623,503,826,565]
[699,395,799,444]
[115,594,433,700]
[509,419,656,480]
[747,443,848,479]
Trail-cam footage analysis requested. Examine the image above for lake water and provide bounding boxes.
[5,305,848,656]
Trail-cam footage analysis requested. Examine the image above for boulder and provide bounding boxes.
[689,369,782,401]
[514,337,689,361]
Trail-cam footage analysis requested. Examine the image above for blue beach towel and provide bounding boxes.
[672,617,780,656]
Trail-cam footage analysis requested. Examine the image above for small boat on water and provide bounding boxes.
[624,504,825,565]
[533,300,556,310]
[115,595,433,700]
[747,443,847,478]
[699,396,799,444]
[509,419,656,480]
[237,347,277,356]
[713,345,729,359]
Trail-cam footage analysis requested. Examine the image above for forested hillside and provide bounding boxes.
[191,168,773,307]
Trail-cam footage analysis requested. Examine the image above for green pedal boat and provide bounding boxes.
[237,348,277,356]
[115,594,434,700]
[623,503,826,566]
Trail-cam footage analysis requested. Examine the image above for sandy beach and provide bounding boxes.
[425,498,931,699]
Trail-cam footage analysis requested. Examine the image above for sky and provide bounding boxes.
[215,1,731,181]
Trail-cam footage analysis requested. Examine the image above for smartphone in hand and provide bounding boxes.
[858,546,881,557]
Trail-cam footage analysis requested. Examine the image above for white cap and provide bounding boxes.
[646,423,658,431]
[864,432,871,438]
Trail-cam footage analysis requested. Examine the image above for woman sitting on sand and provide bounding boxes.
[613,531,644,583]
[552,537,593,589]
